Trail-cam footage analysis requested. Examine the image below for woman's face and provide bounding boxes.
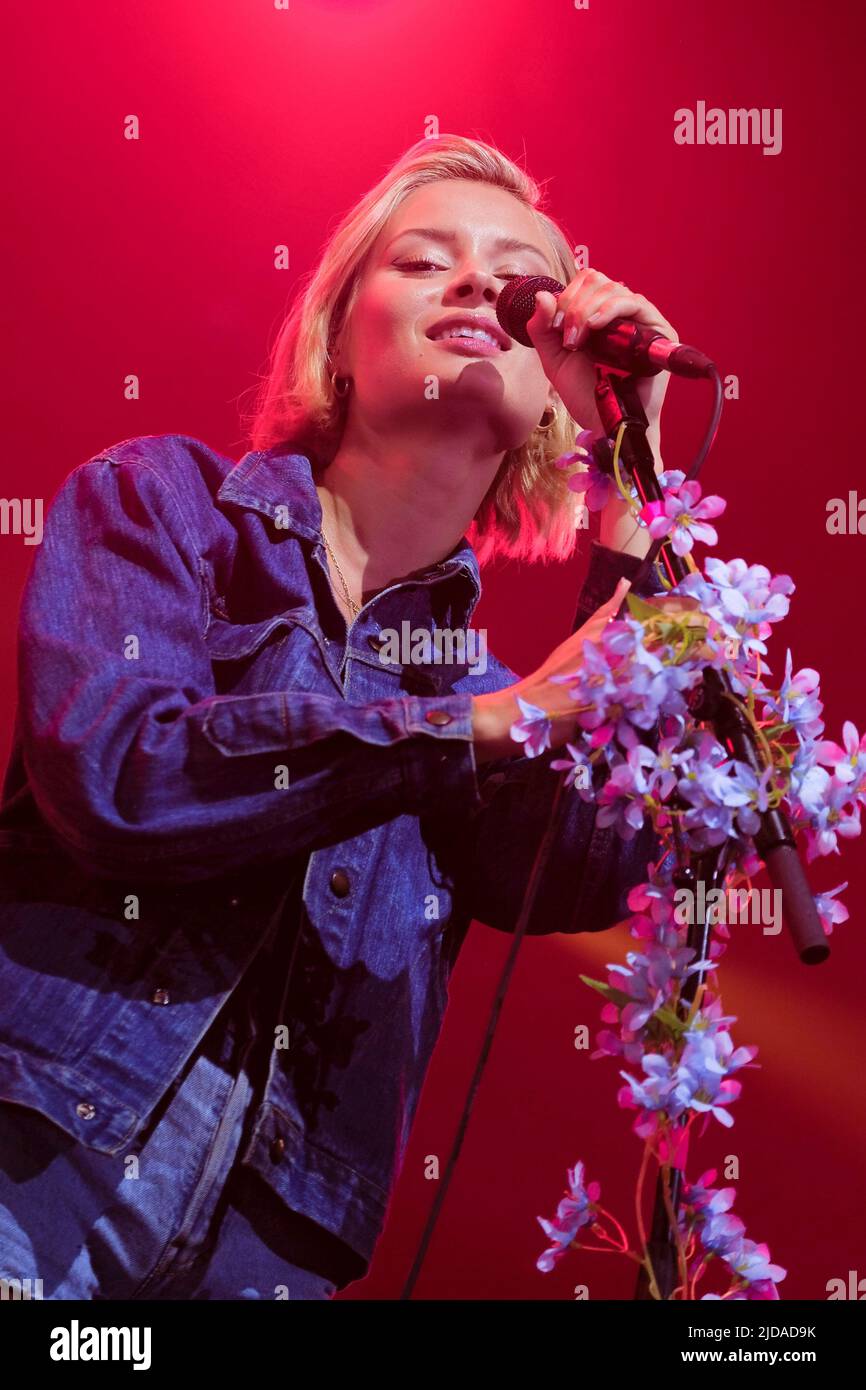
[334,178,559,454]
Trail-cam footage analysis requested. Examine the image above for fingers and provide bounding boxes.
[551,268,616,346]
[562,577,632,654]
[580,578,632,639]
[602,576,632,610]
[526,577,633,721]
[550,268,677,351]
[572,577,631,639]
[534,289,559,318]
[525,289,567,353]
[571,290,678,348]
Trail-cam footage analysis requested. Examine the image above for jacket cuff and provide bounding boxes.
[586,538,660,599]
[572,539,661,631]
[400,691,483,814]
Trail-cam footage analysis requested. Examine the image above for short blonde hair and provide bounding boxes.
[242,133,585,566]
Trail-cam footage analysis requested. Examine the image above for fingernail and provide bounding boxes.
[552,309,564,329]
[564,325,579,348]
[587,310,603,323]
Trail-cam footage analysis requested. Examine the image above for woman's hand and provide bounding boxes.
[471,577,631,763]
[525,268,679,448]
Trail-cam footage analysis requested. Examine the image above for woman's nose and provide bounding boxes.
[449,268,499,302]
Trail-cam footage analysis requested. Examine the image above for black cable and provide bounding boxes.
[399,769,570,1299]
[685,363,724,482]
[629,364,723,595]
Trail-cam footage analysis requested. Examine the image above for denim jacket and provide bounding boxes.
[0,434,660,1271]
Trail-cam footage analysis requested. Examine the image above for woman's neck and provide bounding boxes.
[315,433,504,593]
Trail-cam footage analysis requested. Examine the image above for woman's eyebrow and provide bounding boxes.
[385,226,550,267]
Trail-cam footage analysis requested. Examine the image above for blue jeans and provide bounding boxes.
[0,1024,337,1301]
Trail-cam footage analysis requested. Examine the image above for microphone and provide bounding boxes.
[496,275,715,379]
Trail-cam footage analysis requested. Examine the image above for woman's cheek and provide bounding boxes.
[506,354,548,410]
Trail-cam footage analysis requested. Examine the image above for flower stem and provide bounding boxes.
[635,1139,662,1300]
[660,1155,690,1299]
[591,1206,631,1253]
[689,1257,708,1300]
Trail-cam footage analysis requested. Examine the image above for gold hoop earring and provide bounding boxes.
[537,404,558,433]
[331,371,351,398]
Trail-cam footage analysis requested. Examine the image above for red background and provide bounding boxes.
[4,0,865,1300]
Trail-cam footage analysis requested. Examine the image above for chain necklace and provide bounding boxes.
[320,526,361,618]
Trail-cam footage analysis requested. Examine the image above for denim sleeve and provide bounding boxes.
[458,541,664,936]
[16,458,485,883]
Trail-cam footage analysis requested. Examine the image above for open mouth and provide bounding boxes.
[426,317,511,353]
[427,328,508,356]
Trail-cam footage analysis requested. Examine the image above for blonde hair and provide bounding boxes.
[241,133,585,566]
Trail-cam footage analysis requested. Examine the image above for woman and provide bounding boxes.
[0,134,676,1300]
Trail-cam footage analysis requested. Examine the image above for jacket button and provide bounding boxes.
[269,1135,286,1163]
[76,1101,97,1121]
[151,987,171,1006]
[329,868,351,897]
[229,896,241,908]
[424,709,452,726]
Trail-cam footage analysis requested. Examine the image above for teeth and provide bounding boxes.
[433,325,501,347]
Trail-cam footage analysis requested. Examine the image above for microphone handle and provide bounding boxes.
[495,276,714,378]
[584,319,714,379]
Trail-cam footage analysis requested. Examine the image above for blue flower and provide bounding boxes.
[536,1160,601,1272]
[640,480,726,557]
[816,720,866,786]
[728,762,776,837]
[596,751,653,839]
[677,557,793,658]
[814,882,849,934]
[759,649,824,737]
[510,696,553,758]
[729,1240,787,1292]
[550,742,594,795]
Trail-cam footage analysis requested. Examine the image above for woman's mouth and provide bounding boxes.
[428,331,504,357]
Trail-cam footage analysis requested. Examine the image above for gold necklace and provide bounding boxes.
[320,526,361,618]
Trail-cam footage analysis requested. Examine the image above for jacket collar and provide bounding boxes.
[218,443,482,619]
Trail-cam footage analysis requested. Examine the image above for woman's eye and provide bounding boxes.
[397,258,524,279]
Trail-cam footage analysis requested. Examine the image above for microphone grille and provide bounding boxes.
[496,275,565,347]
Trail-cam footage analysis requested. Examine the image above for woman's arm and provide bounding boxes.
[452,539,665,936]
[16,456,493,883]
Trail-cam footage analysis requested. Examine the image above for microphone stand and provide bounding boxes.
[586,367,830,1300]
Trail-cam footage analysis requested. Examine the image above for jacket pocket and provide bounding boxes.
[0,898,160,1062]
[206,612,329,697]
[205,614,294,661]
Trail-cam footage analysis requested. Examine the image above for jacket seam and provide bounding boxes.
[260,1102,391,1208]
[87,453,210,639]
